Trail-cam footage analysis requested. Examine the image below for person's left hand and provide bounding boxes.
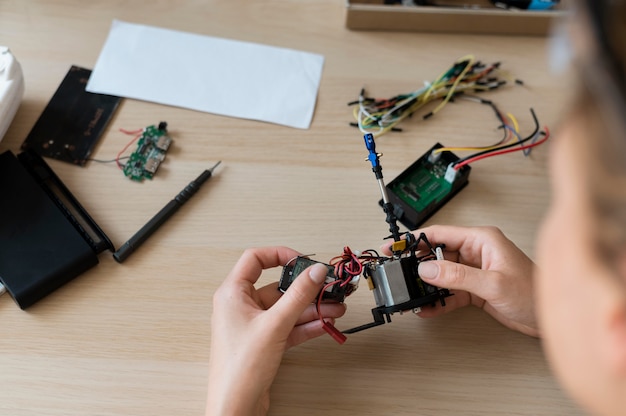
[206,246,347,416]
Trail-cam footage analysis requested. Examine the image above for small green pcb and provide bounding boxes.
[123,122,172,181]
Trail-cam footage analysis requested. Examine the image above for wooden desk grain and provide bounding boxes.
[0,1,581,415]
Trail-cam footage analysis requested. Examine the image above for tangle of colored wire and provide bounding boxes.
[314,234,443,342]
[453,126,550,170]
[349,55,514,138]
[316,248,380,327]
[430,95,549,164]
[449,108,548,170]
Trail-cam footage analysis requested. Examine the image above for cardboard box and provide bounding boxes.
[345,0,569,36]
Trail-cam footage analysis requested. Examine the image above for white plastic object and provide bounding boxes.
[0,46,24,143]
[444,163,459,184]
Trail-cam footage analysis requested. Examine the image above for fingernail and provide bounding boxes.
[309,263,327,284]
[418,262,439,280]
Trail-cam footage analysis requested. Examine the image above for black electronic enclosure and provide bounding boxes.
[381,143,471,230]
[0,150,113,309]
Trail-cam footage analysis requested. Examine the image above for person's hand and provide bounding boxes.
[206,246,347,416]
[382,225,539,338]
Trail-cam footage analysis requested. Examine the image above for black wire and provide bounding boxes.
[452,108,541,167]
[407,232,441,257]
[62,146,131,166]
[450,92,509,146]
[483,97,509,146]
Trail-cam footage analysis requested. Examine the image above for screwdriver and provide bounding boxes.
[113,161,222,263]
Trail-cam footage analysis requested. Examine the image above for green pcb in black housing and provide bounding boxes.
[380,143,471,230]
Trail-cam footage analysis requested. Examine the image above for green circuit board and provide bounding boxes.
[382,142,471,230]
[123,123,172,181]
[388,158,453,213]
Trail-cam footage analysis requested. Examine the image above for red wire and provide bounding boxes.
[316,280,341,325]
[119,128,143,135]
[315,280,348,344]
[317,247,384,344]
[373,98,399,110]
[454,126,551,170]
[449,63,496,84]
[116,129,143,170]
[318,247,382,340]
[330,247,363,282]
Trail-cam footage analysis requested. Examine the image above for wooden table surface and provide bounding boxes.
[0,1,582,415]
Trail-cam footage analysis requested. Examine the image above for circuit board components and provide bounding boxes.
[383,142,471,230]
[277,134,457,344]
[279,256,359,303]
[123,122,172,181]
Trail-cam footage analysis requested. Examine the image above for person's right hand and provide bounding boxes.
[381,225,539,338]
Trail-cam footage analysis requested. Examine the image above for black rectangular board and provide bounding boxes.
[21,65,122,166]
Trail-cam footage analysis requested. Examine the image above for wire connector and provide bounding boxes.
[428,150,441,164]
[444,163,459,183]
[322,321,347,344]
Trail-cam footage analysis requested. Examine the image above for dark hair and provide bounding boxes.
[583,0,625,95]
[573,0,626,261]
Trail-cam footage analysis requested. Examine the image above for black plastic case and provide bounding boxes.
[0,150,113,309]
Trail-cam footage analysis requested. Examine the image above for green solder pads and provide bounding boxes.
[123,122,172,181]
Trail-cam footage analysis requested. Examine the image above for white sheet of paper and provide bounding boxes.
[86,20,324,129]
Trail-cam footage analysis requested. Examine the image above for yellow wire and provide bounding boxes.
[432,143,509,154]
[421,54,474,102]
[379,55,477,130]
[427,55,476,116]
[434,109,525,154]
[352,54,498,137]
[507,112,520,134]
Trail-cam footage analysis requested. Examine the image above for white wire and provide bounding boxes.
[357,106,384,136]
[379,85,429,124]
